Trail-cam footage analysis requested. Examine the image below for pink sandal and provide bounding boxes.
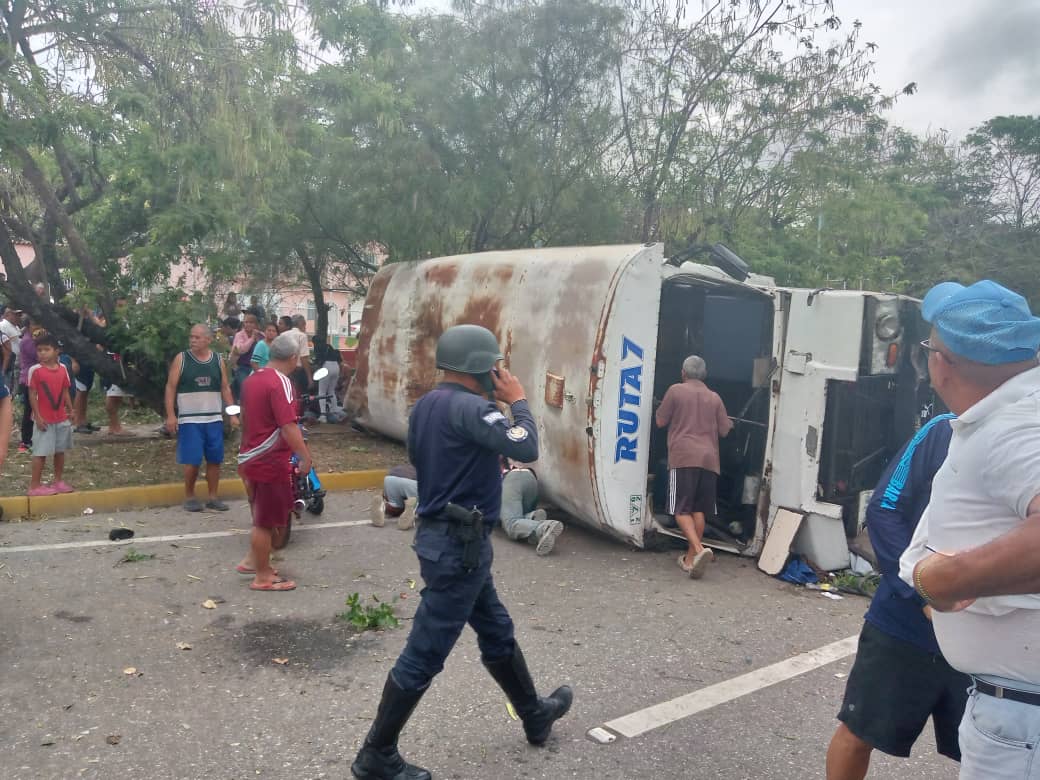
[28,485,59,497]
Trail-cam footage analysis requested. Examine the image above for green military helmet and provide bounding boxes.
[436,324,503,375]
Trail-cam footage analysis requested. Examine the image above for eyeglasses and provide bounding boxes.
[919,339,942,355]
[920,339,955,363]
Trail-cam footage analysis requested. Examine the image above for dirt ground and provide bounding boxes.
[1,422,406,496]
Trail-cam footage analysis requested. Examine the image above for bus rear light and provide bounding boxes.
[886,343,899,367]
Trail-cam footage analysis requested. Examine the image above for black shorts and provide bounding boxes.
[667,467,717,516]
[838,621,970,760]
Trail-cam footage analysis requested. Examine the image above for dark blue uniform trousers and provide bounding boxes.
[392,522,516,691]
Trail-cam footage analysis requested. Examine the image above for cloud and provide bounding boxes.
[928,0,1040,94]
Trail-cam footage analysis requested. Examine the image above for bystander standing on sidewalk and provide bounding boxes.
[27,334,74,495]
[250,322,277,372]
[229,312,260,401]
[17,318,39,453]
[165,324,238,512]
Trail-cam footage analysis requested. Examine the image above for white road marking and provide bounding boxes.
[601,634,859,739]
[0,519,371,555]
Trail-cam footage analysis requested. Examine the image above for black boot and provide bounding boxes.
[482,645,573,746]
[351,672,432,780]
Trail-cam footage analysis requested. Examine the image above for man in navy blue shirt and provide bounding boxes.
[826,413,969,779]
[351,325,572,780]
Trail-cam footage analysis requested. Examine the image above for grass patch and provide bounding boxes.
[1,426,406,496]
[831,571,880,597]
[338,592,400,631]
[119,548,155,563]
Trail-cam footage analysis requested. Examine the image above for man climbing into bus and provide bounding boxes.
[655,355,732,579]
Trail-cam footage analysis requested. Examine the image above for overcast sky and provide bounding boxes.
[411,0,1038,141]
[837,0,1039,139]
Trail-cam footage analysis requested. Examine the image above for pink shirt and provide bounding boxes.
[655,379,732,473]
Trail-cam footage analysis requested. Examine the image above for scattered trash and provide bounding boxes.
[82,508,95,515]
[186,575,203,582]
[821,591,844,601]
[272,658,289,665]
[40,738,55,747]
[834,673,847,679]
[201,600,218,610]
[123,667,139,676]
[778,557,818,585]
[805,582,838,592]
[176,642,192,651]
[505,702,519,721]
[106,735,121,746]
[849,553,875,576]
[406,578,416,590]
[587,727,617,745]
[108,528,134,541]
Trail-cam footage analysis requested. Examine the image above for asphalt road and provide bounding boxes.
[0,493,958,780]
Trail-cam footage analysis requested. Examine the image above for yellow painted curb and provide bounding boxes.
[10,469,387,520]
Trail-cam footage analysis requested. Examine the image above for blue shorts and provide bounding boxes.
[75,366,95,393]
[176,421,225,466]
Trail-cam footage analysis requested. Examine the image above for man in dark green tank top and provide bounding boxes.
[164,324,238,512]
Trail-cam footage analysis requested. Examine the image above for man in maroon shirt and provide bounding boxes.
[655,355,732,579]
[236,333,312,591]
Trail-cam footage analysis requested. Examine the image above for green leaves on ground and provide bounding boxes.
[338,592,400,631]
[119,548,155,564]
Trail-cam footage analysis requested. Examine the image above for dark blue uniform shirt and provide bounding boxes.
[863,413,954,655]
[408,383,539,524]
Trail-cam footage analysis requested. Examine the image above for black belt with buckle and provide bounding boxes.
[973,677,1040,707]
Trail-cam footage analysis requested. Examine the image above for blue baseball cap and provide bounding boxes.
[922,280,1040,365]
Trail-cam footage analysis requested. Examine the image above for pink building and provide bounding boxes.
[162,256,369,346]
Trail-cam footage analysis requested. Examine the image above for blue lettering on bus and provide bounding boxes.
[615,337,644,462]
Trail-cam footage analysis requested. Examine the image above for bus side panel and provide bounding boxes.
[591,251,664,546]
[346,245,663,543]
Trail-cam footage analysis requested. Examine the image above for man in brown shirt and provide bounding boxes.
[655,355,732,578]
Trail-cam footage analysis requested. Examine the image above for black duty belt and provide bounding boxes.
[418,517,492,539]
[973,677,1040,707]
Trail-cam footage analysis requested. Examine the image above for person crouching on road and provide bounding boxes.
[165,324,238,513]
[655,355,732,579]
[236,333,312,592]
[350,324,572,780]
[370,464,418,530]
[501,461,564,556]
[27,334,75,495]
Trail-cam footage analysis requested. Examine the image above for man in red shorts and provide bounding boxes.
[236,332,312,591]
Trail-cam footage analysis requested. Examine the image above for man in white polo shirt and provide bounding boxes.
[899,279,1040,780]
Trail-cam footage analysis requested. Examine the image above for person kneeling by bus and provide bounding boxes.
[236,333,312,592]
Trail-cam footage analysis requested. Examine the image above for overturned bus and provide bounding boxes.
[345,244,933,570]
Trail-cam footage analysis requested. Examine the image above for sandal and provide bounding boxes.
[677,553,694,574]
[236,565,278,576]
[249,578,296,592]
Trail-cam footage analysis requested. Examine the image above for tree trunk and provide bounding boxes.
[297,245,328,343]
[0,222,162,410]
[12,143,113,320]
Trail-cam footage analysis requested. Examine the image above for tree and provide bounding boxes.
[965,116,1040,231]
[616,1,908,245]
[0,1,295,407]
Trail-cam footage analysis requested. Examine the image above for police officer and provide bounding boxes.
[351,325,573,780]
